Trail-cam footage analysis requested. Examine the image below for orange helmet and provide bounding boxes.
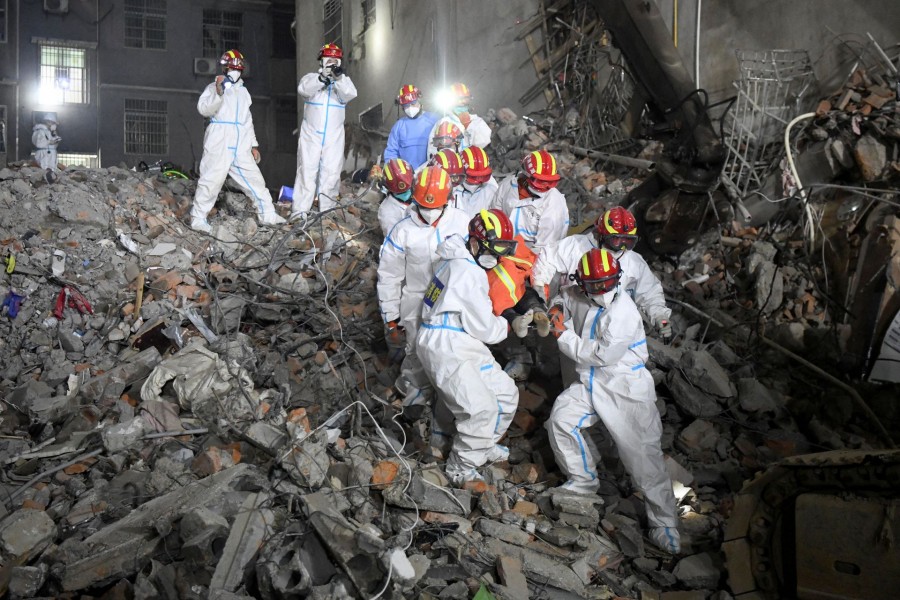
[575,248,621,296]
[383,158,413,196]
[412,166,452,208]
[468,209,517,265]
[319,44,343,59]
[450,82,472,106]
[522,150,560,193]
[430,150,464,186]
[460,146,492,184]
[596,206,639,252]
[219,49,245,71]
[397,84,421,106]
[432,121,463,151]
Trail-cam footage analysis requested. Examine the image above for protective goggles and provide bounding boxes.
[602,234,639,252]
[448,173,464,186]
[475,237,517,258]
[526,176,558,193]
[576,274,619,296]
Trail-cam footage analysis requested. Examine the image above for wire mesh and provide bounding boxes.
[720,49,817,201]
[202,10,243,59]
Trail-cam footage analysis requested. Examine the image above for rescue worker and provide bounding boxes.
[429,149,465,209]
[491,149,570,380]
[417,209,520,486]
[291,44,357,221]
[532,206,672,339]
[545,247,680,554]
[384,85,439,170]
[491,150,570,253]
[32,114,61,175]
[435,83,492,149]
[426,120,466,163]
[377,158,415,237]
[377,166,470,411]
[456,146,499,219]
[190,50,285,233]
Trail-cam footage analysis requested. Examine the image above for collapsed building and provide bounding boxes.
[0,1,898,599]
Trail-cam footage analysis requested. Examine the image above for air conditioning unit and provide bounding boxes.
[193,57,217,76]
[43,0,69,14]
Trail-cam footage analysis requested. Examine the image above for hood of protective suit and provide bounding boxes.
[436,234,470,261]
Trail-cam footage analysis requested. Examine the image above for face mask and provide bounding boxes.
[403,105,421,119]
[527,185,545,198]
[453,105,469,115]
[394,190,412,203]
[462,181,480,193]
[227,70,242,82]
[321,58,340,69]
[588,289,615,309]
[417,206,443,224]
[476,254,498,270]
[49,124,57,132]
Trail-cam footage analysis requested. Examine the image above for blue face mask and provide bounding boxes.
[453,105,468,115]
[394,190,412,202]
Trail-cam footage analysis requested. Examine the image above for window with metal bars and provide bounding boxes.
[58,153,99,168]
[39,44,88,105]
[361,0,375,27]
[124,0,167,50]
[124,98,168,156]
[0,1,8,44]
[323,0,342,47]
[202,10,242,59]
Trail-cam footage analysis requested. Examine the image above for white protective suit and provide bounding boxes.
[491,175,570,253]
[291,71,357,215]
[377,194,412,238]
[191,79,283,227]
[32,123,60,171]
[425,116,470,162]
[546,284,678,530]
[377,206,470,404]
[532,232,672,324]
[452,177,499,219]
[417,235,519,479]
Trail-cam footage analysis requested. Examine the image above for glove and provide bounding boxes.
[548,305,566,338]
[532,309,550,337]
[368,164,383,183]
[215,75,226,96]
[656,318,673,342]
[332,65,344,77]
[384,321,406,348]
[511,309,533,338]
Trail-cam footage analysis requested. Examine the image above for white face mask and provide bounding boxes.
[476,254,498,270]
[404,105,421,119]
[462,181,481,193]
[527,185,545,198]
[417,206,443,224]
[321,58,341,69]
[227,70,242,82]
[588,289,615,309]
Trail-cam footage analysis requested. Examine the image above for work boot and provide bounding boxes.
[289,211,308,223]
[259,212,286,226]
[445,462,484,488]
[550,479,600,495]
[503,360,530,382]
[649,526,681,554]
[484,444,509,464]
[190,218,212,234]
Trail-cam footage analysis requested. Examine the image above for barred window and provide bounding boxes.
[124,98,167,156]
[203,10,242,59]
[124,0,167,50]
[323,0,342,47]
[58,153,99,168]
[39,44,88,105]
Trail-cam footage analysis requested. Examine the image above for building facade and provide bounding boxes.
[0,0,297,186]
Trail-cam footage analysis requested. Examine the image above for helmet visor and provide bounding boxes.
[603,234,638,252]
[478,237,517,258]
[579,274,618,296]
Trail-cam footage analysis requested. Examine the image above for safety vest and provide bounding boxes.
[487,235,536,316]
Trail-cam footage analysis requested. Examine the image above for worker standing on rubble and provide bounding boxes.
[491,149,570,380]
[384,85,439,170]
[376,158,415,237]
[456,146,499,219]
[32,113,61,181]
[290,44,357,221]
[417,209,520,486]
[190,50,286,234]
[377,165,470,414]
[533,206,672,340]
[545,247,681,554]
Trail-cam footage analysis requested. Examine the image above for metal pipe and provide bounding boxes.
[694,0,702,88]
[561,142,656,170]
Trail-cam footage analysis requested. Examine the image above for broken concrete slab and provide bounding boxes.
[209,491,276,593]
[80,346,161,404]
[673,552,722,589]
[0,508,56,560]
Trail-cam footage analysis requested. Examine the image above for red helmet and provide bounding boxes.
[575,248,621,296]
[412,166,452,208]
[522,150,560,193]
[397,84,421,106]
[383,158,413,196]
[450,82,472,106]
[469,209,517,259]
[430,150,464,186]
[319,44,343,59]
[460,146,492,184]
[596,206,639,252]
[432,121,463,151]
[219,49,245,71]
